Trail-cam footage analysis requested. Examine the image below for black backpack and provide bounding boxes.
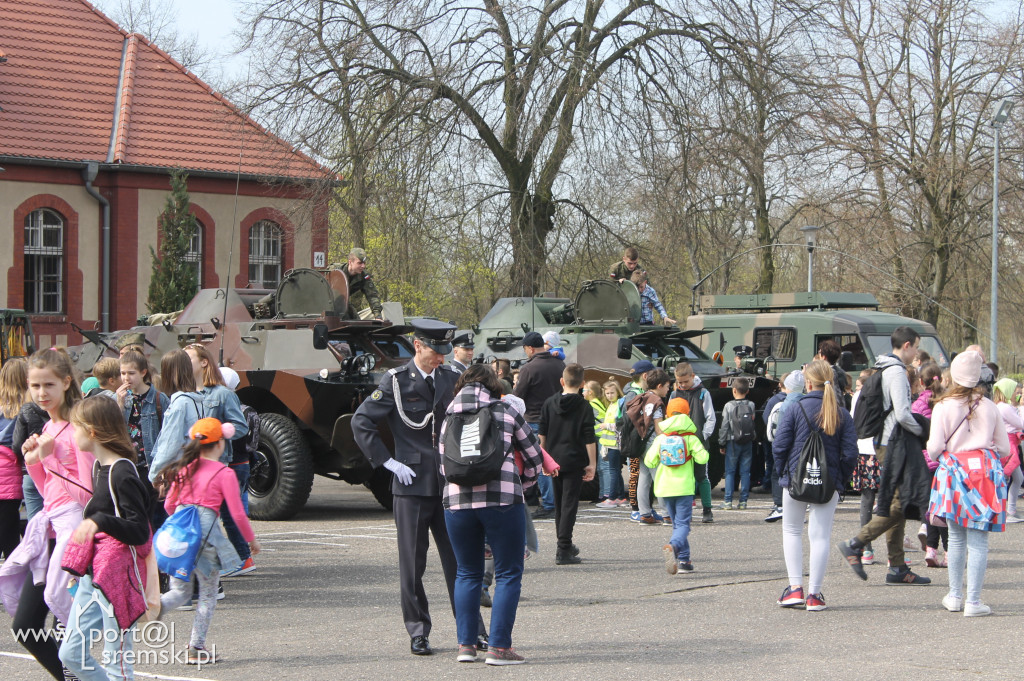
[733,401,756,445]
[853,366,894,439]
[788,403,835,504]
[442,405,506,486]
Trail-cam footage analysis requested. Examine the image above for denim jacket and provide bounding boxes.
[121,386,170,466]
[148,391,205,483]
[199,385,249,463]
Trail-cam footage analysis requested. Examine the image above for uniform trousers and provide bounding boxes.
[393,494,458,638]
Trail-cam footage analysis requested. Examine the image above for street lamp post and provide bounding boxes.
[990,97,1014,364]
[799,224,821,293]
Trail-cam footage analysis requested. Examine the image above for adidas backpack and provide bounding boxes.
[787,403,835,504]
[442,405,506,486]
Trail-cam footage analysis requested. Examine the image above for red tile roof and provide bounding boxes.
[0,0,326,180]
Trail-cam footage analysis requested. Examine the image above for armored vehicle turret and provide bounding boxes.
[68,267,412,520]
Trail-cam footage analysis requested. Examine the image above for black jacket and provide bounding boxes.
[513,351,565,423]
[539,393,596,473]
[875,413,931,521]
[85,460,152,545]
[13,402,48,468]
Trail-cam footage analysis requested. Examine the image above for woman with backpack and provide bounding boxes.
[439,365,543,665]
[772,359,857,611]
[927,351,1010,617]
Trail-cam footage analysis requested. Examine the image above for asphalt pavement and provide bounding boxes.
[2,478,1021,680]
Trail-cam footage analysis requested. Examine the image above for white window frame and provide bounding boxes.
[24,208,64,314]
[248,220,282,288]
[183,221,203,288]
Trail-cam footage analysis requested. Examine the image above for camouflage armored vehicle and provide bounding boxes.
[474,279,778,487]
[685,292,951,377]
[68,267,415,520]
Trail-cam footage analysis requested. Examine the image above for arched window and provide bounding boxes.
[24,208,64,313]
[248,220,282,288]
[183,220,204,288]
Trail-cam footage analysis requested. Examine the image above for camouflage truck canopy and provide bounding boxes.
[686,291,950,377]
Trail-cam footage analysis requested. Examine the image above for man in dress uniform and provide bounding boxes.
[450,333,475,373]
[352,319,484,656]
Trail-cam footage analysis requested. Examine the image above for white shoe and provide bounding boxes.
[964,601,992,617]
[941,594,963,612]
[903,536,921,552]
[1006,514,1024,523]
[917,524,928,550]
[763,506,783,523]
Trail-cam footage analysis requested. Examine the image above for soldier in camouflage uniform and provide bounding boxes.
[609,246,645,282]
[336,247,384,320]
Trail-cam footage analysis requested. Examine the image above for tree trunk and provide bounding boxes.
[508,185,554,297]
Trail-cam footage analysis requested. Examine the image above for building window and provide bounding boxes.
[24,208,64,314]
[248,220,282,288]
[183,221,203,288]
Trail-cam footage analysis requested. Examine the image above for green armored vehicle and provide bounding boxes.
[685,292,951,376]
[474,279,778,487]
[67,267,413,520]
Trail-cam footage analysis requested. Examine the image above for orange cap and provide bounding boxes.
[666,397,690,417]
[188,417,235,443]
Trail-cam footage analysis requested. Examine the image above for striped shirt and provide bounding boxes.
[440,385,544,510]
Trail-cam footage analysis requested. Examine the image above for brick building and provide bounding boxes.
[0,0,330,347]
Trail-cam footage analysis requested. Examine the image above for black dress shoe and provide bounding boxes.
[555,552,582,565]
[570,544,580,556]
[410,635,432,656]
[476,633,489,651]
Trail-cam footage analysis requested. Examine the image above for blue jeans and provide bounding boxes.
[221,462,251,560]
[599,446,626,499]
[445,504,526,649]
[22,474,43,520]
[662,496,694,562]
[529,423,555,510]
[59,575,134,681]
[724,441,753,503]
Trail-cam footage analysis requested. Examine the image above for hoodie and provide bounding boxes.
[539,392,596,473]
[439,384,543,510]
[876,354,922,443]
[643,414,710,497]
[669,375,716,443]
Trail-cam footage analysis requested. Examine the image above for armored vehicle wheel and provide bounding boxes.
[365,467,394,511]
[248,413,315,520]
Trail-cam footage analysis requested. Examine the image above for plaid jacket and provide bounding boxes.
[440,385,543,510]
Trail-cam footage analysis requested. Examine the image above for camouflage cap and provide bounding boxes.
[348,247,368,262]
[114,332,146,351]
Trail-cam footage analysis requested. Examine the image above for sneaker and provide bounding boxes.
[942,594,963,612]
[485,647,526,665]
[777,585,805,607]
[457,644,478,662]
[186,646,216,665]
[662,515,672,525]
[216,584,225,600]
[663,544,678,575]
[836,540,868,580]
[702,508,714,524]
[805,593,827,611]
[764,506,783,523]
[718,501,734,510]
[555,552,582,565]
[678,561,693,572]
[964,601,992,617]
[918,524,928,551]
[885,567,931,585]
[221,556,256,578]
[861,548,875,565]
[630,511,642,523]
[1006,514,1024,523]
[638,514,658,525]
[649,511,663,523]
[615,498,629,506]
[532,507,554,520]
[903,536,921,552]
[595,499,619,509]
[737,501,747,510]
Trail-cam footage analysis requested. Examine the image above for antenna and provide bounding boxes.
[219,61,252,366]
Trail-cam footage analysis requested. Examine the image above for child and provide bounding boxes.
[670,363,716,523]
[628,369,672,524]
[849,368,880,564]
[539,364,596,565]
[595,381,626,507]
[644,397,708,574]
[156,417,261,664]
[582,380,608,502]
[218,366,260,577]
[183,344,248,464]
[87,357,121,399]
[718,381,755,509]
[992,377,1023,522]
[148,350,205,485]
[0,358,28,559]
[0,348,93,680]
[117,350,170,478]
[58,397,152,681]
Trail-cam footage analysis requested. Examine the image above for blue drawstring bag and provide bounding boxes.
[154,505,210,581]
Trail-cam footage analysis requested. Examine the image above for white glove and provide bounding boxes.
[384,458,416,486]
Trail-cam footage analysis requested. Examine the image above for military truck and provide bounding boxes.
[1,309,35,365]
[473,279,778,487]
[685,292,951,376]
[67,267,415,520]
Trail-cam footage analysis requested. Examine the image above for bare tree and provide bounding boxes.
[96,0,218,79]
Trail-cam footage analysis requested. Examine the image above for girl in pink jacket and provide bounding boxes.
[0,358,28,560]
[155,417,260,665]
